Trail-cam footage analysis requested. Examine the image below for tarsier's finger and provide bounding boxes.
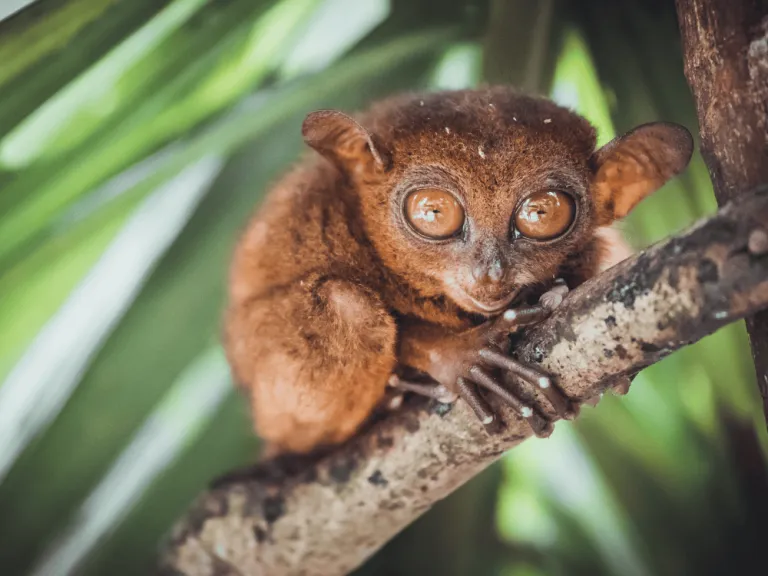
[478,348,574,419]
[468,365,551,437]
[501,306,550,328]
[456,377,494,425]
[387,375,458,403]
[539,278,569,311]
[486,305,549,342]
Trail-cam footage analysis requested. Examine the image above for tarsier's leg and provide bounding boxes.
[225,277,396,454]
[391,280,572,438]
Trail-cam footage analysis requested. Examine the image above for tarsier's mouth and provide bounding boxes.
[461,288,519,314]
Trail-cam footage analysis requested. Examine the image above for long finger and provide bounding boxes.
[456,377,494,425]
[478,348,573,418]
[468,366,550,437]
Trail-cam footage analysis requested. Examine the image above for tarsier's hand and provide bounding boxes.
[389,279,574,437]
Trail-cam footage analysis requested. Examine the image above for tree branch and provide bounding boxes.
[675,0,768,422]
[157,189,768,576]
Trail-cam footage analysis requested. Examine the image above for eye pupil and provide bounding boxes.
[514,190,575,241]
[405,189,465,240]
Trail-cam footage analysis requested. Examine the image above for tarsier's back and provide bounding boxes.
[224,87,693,454]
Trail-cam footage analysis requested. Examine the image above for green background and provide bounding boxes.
[0,1,766,575]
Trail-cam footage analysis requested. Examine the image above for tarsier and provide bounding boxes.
[224,87,693,455]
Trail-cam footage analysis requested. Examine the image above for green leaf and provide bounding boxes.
[27,346,238,576]
[0,0,118,88]
[0,0,211,167]
[0,25,455,271]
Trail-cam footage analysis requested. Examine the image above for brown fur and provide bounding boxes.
[224,87,693,454]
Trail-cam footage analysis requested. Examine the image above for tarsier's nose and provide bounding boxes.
[471,259,504,286]
[470,238,505,286]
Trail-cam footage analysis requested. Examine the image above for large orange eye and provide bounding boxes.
[514,190,576,240]
[404,188,465,239]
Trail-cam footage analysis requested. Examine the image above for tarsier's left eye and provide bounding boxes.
[514,190,576,241]
[404,188,465,240]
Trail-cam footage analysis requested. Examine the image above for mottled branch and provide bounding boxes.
[158,190,768,576]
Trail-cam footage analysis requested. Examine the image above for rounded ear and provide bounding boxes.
[302,110,391,175]
[590,122,693,225]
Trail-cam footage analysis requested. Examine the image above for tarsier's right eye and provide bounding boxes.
[404,188,465,240]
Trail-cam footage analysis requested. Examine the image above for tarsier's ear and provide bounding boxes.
[590,122,693,225]
[302,110,391,175]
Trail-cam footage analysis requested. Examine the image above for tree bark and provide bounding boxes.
[157,190,768,576]
[675,0,768,421]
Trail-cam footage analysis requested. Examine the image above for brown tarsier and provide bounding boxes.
[224,87,693,455]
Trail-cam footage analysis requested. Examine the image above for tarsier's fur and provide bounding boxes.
[224,88,693,454]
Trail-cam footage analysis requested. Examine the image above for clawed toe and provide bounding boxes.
[456,377,494,425]
[478,347,574,420]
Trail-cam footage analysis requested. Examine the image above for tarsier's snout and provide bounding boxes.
[445,263,520,315]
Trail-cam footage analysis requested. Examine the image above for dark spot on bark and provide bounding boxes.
[605,251,663,310]
[253,526,267,542]
[263,495,285,524]
[429,401,453,417]
[417,469,428,479]
[302,466,318,484]
[403,414,421,433]
[640,342,661,354]
[615,345,628,360]
[381,500,405,511]
[606,281,640,309]
[697,258,719,283]
[605,315,617,328]
[667,265,680,290]
[368,470,389,487]
[172,489,230,545]
[439,442,463,467]
[483,447,507,459]
[329,454,358,483]
[421,485,429,492]
[376,433,394,449]
[604,348,614,358]
[212,451,323,488]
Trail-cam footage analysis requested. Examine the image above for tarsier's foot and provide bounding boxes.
[389,279,574,438]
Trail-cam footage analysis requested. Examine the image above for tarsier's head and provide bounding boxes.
[302,88,693,316]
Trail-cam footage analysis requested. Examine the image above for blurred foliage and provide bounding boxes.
[0,1,766,576]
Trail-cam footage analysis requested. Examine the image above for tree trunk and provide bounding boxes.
[675,0,768,421]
